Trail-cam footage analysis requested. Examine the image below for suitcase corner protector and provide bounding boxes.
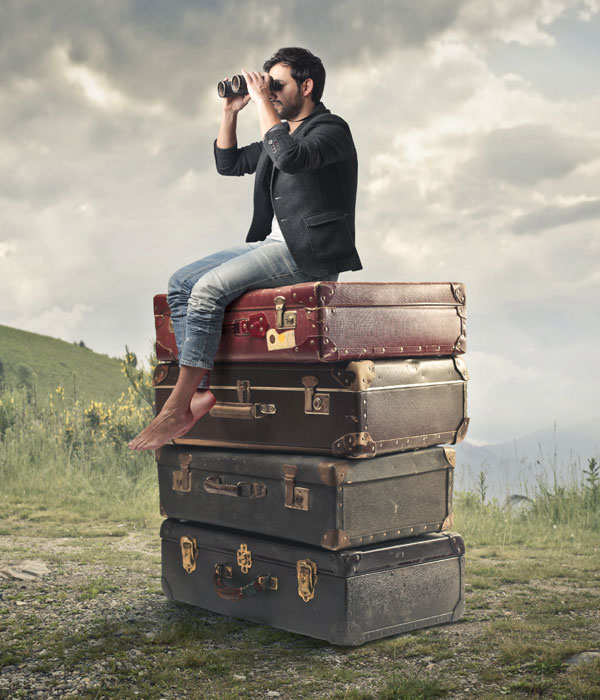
[332,432,376,458]
[317,460,349,486]
[320,529,351,550]
[326,620,363,646]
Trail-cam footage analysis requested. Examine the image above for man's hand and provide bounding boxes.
[242,69,281,137]
[221,77,251,114]
[242,70,272,106]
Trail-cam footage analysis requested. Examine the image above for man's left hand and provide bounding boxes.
[242,70,272,105]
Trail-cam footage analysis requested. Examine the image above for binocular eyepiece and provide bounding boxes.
[218,74,283,98]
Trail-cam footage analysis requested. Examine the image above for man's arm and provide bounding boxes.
[214,84,262,176]
[262,120,355,174]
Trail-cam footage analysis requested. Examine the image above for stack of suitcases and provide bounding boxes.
[152,282,469,646]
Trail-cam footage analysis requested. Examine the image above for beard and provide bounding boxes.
[273,88,304,121]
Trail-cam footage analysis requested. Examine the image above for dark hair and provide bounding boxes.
[263,47,326,103]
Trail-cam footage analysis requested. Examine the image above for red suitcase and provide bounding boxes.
[154,281,466,363]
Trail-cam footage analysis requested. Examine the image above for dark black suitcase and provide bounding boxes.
[154,357,469,458]
[160,519,466,646]
[156,445,456,549]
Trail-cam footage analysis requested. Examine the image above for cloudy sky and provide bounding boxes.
[1,0,599,445]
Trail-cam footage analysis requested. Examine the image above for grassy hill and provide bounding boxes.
[0,324,129,404]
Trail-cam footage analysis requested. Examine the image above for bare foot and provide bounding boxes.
[190,389,217,421]
[128,390,216,451]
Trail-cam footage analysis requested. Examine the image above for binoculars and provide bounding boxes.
[218,74,283,98]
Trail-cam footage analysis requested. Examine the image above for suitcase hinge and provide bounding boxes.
[173,453,193,492]
[301,376,330,415]
[236,544,252,574]
[297,559,318,602]
[180,536,198,574]
[274,295,297,330]
[283,464,310,510]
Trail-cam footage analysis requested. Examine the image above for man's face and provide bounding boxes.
[267,63,305,121]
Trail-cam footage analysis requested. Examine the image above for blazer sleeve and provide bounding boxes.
[214,140,263,176]
[262,121,354,174]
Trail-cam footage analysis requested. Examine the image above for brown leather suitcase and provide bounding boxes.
[156,445,456,549]
[153,357,469,457]
[154,281,466,363]
[160,519,466,646]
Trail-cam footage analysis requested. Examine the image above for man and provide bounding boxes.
[129,47,361,451]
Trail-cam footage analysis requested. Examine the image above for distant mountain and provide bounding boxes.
[454,424,599,499]
[0,324,129,404]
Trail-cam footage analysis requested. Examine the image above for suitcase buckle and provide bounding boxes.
[301,376,330,415]
[283,464,310,511]
[274,295,297,330]
[180,536,198,574]
[173,453,192,492]
[296,559,317,602]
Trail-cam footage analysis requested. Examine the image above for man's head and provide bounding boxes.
[263,47,325,120]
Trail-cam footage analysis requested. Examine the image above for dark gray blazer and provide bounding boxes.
[214,102,362,277]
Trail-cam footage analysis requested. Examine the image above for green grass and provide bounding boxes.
[0,323,129,403]
[1,370,599,699]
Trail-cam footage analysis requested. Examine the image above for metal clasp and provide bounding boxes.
[173,453,193,493]
[283,464,310,511]
[180,536,198,574]
[237,544,252,574]
[297,559,317,602]
[236,380,250,404]
[301,376,330,415]
[274,295,297,330]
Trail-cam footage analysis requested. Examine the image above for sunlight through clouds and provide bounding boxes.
[1,0,599,442]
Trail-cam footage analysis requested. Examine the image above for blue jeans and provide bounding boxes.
[167,239,337,369]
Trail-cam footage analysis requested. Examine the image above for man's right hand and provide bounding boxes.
[221,78,251,113]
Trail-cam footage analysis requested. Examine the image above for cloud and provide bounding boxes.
[1,0,600,443]
[512,197,600,233]
[472,124,595,186]
[15,304,93,343]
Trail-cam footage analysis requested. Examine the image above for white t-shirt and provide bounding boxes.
[266,215,285,242]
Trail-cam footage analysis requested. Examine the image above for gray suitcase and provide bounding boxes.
[154,357,469,458]
[156,445,456,550]
[160,519,466,646]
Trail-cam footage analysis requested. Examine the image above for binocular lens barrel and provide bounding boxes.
[217,80,235,98]
[231,74,247,94]
[217,74,282,97]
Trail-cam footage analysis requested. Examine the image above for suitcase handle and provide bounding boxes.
[209,401,276,420]
[213,564,278,600]
[204,476,267,499]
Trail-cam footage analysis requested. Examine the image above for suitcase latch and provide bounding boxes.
[173,453,193,492]
[237,380,251,404]
[297,559,317,602]
[301,376,330,415]
[180,536,198,574]
[236,544,252,574]
[283,464,310,511]
[274,295,297,330]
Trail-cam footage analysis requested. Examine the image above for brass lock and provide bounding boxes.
[236,543,252,574]
[173,453,193,492]
[180,536,198,574]
[296,559,317,602]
